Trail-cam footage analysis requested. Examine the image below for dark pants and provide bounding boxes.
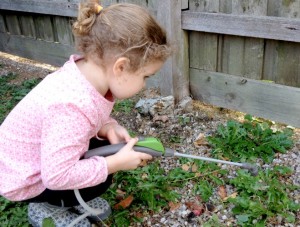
[24,138,113,207]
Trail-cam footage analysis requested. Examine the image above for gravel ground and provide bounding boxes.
[114,94,300,227]
[0,52,299,226]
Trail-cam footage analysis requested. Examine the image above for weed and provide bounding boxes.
[0,196,29,227]
[102,161,190,225]
[178,115,191,125]
[111,210,131,226]
[102,158,229,226]
[113,99,135,113]
[107,161,182,210]
[42,218,55,227]
[207,115,294,163]
[169,135,182,143]
[203,214,223,227]
[207,116,298,225]
[192,160,227,201]
[228,167,300,225]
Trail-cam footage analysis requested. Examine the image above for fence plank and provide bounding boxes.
[53,16,74,45]
[19,15,36,37]
[0,0,79,17]
[0,14,6,32]
[264,41,300,87]
[267,0,300,19]
[181,11,300,43]
[189,0,219,71]
[190,68,300,127]
[115,0,148,7]
[0,33,75,66]
[220,0,267,80]
[34,15,55,42]
[5,14,21,35]
[263,1,300,87]
[157,0,189,102]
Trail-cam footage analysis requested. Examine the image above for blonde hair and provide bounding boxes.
[72,0,171,71]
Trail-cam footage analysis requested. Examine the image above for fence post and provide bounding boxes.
[157,0,189,102]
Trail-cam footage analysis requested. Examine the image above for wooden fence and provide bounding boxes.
[181,0,300,128]
[0,0,300,127]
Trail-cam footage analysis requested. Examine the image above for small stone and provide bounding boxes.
[177,96,193,112]
[160,217,165,222]
[222,215,227,220]
[135,96,174,116]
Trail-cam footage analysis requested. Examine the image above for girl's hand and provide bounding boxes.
[105,138,152,174]
[98,123,131,144]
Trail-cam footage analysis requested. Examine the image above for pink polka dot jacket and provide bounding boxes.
[0,55,117,201]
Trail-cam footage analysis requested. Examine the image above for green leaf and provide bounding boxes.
[42,218,55,227]
[112,210,131,227]
[244,114,253,121]
[194,181,213,202]
[284,213,296,223]
[236,214,250,223]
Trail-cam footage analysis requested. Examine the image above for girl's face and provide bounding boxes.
[109,60,164,100]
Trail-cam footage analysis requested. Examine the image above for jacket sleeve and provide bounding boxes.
[103,116,118,125]
[40,103,108,190]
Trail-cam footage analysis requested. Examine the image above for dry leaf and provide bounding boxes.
[139,159,148,167]
[185,201,203,211]
[192,164,198,172]
[115,189,126,200]
[141,173,148,179]
[218,185,227,199]
[193,208,204,216]
[193,133,209,147]
[195,172,201,177]
[185,201,194,210]
[186,198,205,218]
[168,201,180,211]
[114,195,134,209]
[135,211,143,218]
[223,192,238,201]
[116,189,126,195]
[181,164,190,171]
[153,115,169,122]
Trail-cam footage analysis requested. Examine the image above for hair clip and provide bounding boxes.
[95,4,103,14]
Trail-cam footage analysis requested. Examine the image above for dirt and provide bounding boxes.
[1,51,299,226]
[0,52,57,83]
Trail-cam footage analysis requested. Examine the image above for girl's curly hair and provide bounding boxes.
[73,0,171,71]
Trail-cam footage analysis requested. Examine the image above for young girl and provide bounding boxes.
[0,1,171,226]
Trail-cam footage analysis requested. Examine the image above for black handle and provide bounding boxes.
[84,143,166,159]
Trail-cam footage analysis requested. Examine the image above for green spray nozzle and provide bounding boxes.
[84,137,258,176]
[136,137,165,155]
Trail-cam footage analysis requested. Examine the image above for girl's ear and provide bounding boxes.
[113,57,130,77]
